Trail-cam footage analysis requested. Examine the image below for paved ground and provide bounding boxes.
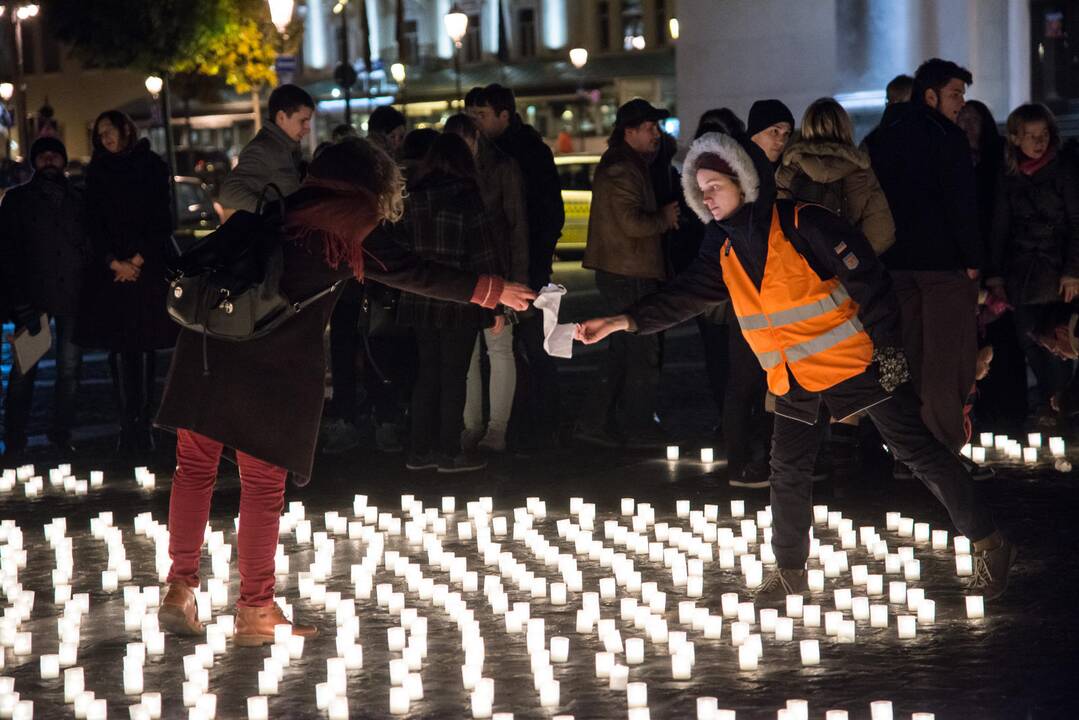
[1,261,1076,719]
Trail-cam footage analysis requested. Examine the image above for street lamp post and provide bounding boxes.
[5,3,39,160]
[0,82,13,160]
[444,5,468,109]
[146,74,177,225]
[390,62,407,127]
[569,48,588,152]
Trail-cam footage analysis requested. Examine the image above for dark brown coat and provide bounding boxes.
[155,190,481,478]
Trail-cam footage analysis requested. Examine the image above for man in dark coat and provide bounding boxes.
[220,84,314,214]
[0,137,90,456]
[466,83,566,448]
[865,58,982,459]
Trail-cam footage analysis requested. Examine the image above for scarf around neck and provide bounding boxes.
[1019,146,1056,177]
[283,177,383,277]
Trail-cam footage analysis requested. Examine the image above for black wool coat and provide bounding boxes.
[77,139,178,351]
[0,174,91,318]
[989,154,1079,305]
[155,189,482,479]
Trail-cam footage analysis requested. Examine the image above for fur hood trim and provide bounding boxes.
[682,132,760,224]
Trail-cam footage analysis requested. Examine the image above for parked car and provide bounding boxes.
[554,153,599,254]
[174,148,231,198]
[173,176,221,243]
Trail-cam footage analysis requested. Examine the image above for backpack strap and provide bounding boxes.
[775,200,836,281]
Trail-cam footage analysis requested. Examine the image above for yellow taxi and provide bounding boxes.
[554,153,600,254]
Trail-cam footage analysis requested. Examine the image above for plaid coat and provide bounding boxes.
[393,171,505,328]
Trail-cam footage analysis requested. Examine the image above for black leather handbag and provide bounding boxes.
[166,184,340,342]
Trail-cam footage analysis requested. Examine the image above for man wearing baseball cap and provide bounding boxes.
[577,98,680,449]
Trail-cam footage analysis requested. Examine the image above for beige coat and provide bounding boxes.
[776,141,895,255]
[583,143,668,279]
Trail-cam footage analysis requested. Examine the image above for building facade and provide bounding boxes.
[676,0,1038,143]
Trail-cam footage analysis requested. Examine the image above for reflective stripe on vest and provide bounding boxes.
[719,204,874,394]
[735,285,852,331]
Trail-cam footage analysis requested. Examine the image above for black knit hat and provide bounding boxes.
[30,136,68,168]
[746,99,795,138]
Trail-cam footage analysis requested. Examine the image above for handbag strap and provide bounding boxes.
[255,183,286,223]
[290,280,344,313]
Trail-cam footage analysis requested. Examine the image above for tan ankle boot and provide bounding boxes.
[234,604,318,647]
[158,582,204,636]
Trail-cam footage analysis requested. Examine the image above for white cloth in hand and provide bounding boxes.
[533,284,574,358]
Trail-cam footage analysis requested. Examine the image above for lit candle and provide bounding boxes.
[700,448,714,463]
[897,615,917,639]
[141,693,162,719]
[955,555,973,577]
[799,639,820,666]
[786,594,803,618]
[774,617,794,641]
[931,530,949,550]
[625,638,644,665]
[257,670,278,695]
[621,497,636,515]
[40,654,60,679]
[870,604,888,628]
[64,667,85,702]
[470,691,492,719]
[539,680,560,708]
[826,712,849,720]
[972,446,986,463]
[851,597,870,621]
[979,432,993,447]
[548,635,569,663]
[697,697,719,719]
[807,569,824,592]
[1023,447,1038,464]
[897,518,914,537]
[833,588,852,611]
[802,605,821,628]
[13,632,31,656]
[1028,432,1043,448]
[730,501,745,518]
[870,700,894,720]
[904,560,921,581]
[595,652,614,679]
[623,682,647,708]
[965,595,985,619]
[889,581,907,604]
[759,608,778,633]
[671,652,692,679]
[389,687,410,715]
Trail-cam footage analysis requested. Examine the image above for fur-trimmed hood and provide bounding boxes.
[681,132,761,224]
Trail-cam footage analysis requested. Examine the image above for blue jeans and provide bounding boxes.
[4,314,82,450]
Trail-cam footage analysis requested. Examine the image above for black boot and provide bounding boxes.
[136,351,158,453]
[112,352,139,454]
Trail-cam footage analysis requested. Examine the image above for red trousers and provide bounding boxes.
[167,428,287,607]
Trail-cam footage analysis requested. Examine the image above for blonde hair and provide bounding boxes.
[800,97,855,146]
[1004,103,1060,176]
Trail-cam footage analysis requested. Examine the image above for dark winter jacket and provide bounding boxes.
[393,171,505,329]
[0,173,90,318]
[155,187,487,478]
[989,152,1079,305]
[776,140,895,255]
[220,122,302,212]
[476,140,529,284]
[864,102,981,272]
[628,132,901,363]
[583,142,669,280]
[77,139,178,351]
[494,116,565,290]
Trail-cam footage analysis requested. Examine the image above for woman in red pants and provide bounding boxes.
[154,138,534,645]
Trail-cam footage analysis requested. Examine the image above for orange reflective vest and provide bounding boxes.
[720,205,874,396]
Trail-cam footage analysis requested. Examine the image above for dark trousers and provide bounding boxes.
[511,311,561,441]
[892,270,979,452]
[769,382,996,569]
[723,321,772,475]
[4,314,82,450]
[579,271,661,435]
[411,325,478,456]
[696,316,730,421]
[328,280,363,422]
[1014,303,1075,411]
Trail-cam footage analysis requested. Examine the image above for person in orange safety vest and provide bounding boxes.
[575,131,1017,605]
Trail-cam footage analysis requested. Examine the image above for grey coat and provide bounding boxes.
[220,123,302,212]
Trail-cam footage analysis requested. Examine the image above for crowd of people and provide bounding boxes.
[0,55,1063,632]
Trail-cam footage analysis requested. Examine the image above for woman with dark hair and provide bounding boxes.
[396,132,508,472]
[154,137,532,643]
[988,103,1079,429]
[445,113,529,453]
[957,100,1025,431]
[77,110,176,453]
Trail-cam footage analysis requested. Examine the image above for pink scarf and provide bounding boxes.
[1019,146,1056,177]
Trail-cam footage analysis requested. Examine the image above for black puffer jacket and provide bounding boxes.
[989,151,1079,305]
